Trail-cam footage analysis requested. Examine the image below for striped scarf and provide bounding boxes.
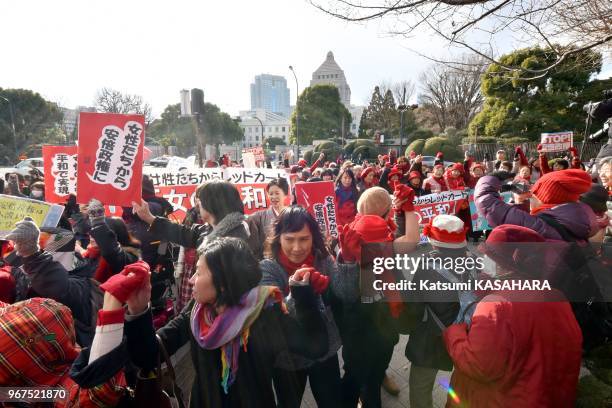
[190,286,287,393]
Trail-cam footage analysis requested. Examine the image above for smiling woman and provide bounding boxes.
[247,177,290,260]
[260,206,343,408]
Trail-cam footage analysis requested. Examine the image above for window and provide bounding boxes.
[275,127,279,132]
[255,135,259,141]
[282,127,285,132]
[267,127,271,132]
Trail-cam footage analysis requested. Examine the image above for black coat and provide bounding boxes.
[126,285,328,408]
[402,249,462,371]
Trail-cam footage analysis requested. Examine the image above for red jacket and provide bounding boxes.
[445,174,465,190]
[336,198,357,227]
[443,290,582,408]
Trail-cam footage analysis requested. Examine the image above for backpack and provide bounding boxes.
[538,213,612,350]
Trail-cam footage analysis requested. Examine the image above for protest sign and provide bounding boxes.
[242,152,257,168]
[540,131,573,152]
[242,146,265,164]
[42,145,77,204]
[145,183,276,222]
[0,195,64,237]
[144,168,224,186]
[412,190,468,225]
[77,112,145,206]
[468,190,513,231]
[166,155,196,170]
[135,168,292,222]
[294,181,339,238]
[224,167,289,184]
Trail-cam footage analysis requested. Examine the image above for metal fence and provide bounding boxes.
[458,142,605,162]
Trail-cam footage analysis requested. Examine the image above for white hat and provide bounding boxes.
[424,214,467,249]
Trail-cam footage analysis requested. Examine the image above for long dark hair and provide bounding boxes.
[202,237,262,307]
[198,181,244,222]
[270,206,329,261]
[335,168,359,203]
[106,217,140,248]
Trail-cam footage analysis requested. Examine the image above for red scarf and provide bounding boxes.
[277,251,315,275]
[83,245,112,284]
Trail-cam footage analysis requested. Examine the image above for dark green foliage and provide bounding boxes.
[0,88,63,164]
[469,46,603,141]
[290,85,351,145]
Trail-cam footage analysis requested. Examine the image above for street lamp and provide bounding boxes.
[398,104,418,156]
[0,96,18,158]
[251,115,264,148]
[289,65,299,158]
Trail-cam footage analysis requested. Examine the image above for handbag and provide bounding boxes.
[119,335,186,408]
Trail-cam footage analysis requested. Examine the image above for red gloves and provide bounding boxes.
[436,152,444,159]
[309,271,330,295]
[99,260,150,303]
[291,267,330,295]
[394,184,416,212]
[568,146,578,157]
[537,144,544,153]
[339,224,363,263]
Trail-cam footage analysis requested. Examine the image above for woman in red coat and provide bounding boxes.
[335,168,359,227]
[443,225,582,408]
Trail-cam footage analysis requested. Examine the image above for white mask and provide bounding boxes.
[31,190,43,198]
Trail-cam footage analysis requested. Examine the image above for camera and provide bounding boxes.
[583,90,612,142]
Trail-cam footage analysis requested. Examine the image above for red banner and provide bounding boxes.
[111,183,278,223]
[42,145,78,204]
[412,190,468,225]
[294,181,338,238]
[77,112,145,206]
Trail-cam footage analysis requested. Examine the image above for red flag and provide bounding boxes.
[42,145,77,204]
[77,112,145,206]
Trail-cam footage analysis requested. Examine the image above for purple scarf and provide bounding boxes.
[190,286,286,393]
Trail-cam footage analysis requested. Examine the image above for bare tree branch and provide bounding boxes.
[311,0,612,80]
[95,88,154,125]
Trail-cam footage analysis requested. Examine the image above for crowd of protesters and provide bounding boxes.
[0,141,610,408]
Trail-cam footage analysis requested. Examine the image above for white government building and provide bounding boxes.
[239,51,364,149]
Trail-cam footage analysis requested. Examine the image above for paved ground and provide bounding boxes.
[172,334,451,407]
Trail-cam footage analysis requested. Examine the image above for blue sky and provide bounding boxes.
[2,0,609,118]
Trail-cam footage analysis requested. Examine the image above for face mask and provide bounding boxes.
[31,190,43,198]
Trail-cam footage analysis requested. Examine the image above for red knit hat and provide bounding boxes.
[480,224,546,273]
[423,214,467,248]
[361,166,375,179]
[298,159,307,167]
[408,171,421,181]
[351,214,395,243]
[434,164,444,171]
[382,154,389,161]
[450,163,464,173]
[531,169,592,204]
[436,152,444,159]
[388,166,402,180]
[471,163,485,173]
